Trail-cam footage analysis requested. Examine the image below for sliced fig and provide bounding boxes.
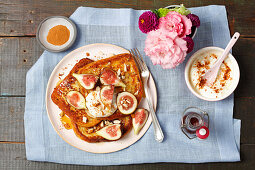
[100,85,118,112]
[132,109,149,135]
[117,92,137,114]
[72,73,98,90]
[96,124,122,140]
[100,85,114,105]
[66,91,86,109]
[100,68,126,87]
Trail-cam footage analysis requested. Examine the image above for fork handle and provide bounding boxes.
[144,79,164,143]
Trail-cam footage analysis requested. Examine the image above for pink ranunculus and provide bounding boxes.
[159,11,192,38]
[144,28,188,69]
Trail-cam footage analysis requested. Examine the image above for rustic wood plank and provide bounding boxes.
[235,97,255,144]
[233,38,255,98]
[0,143,254,170]
[0,97,25,142]
[0,0,254,36]
[0,37,42,96]
[0,0,138,36]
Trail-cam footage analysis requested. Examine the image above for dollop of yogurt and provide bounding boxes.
[85,90,116,118]
[189,50,234,99]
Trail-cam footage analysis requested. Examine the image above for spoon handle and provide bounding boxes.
[214,32,240,67]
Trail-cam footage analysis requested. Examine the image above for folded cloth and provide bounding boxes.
[24,5,241,165]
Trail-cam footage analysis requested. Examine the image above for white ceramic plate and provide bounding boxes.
[46,43,157,153]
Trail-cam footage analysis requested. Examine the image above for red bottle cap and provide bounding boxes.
[196,126,209,139]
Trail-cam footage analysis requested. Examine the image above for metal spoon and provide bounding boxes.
[202,32,240,86]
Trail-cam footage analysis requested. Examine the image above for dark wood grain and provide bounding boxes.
[0,97,25,142]
[235,97,255,144]
[0,37,42,96]
[0,143,254,170]
[233,38,255,98]
[0,0,254,36]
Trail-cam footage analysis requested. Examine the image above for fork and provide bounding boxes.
[130,48,164,143]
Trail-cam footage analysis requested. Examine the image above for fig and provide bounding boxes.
[100,68,126,87]
[72,73,98,90]
[96,124,122,140]
[117,92,137,114]
[132,109,149,135]
[86,90,115,118]
[100,85,117,112]
[66,91,86,109]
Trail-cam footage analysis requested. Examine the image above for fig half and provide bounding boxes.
[96,124,122,140]
[66,91,86,109]
[132,109,149,135]
[100,68,125,87]
[100,85,117,112]
[117,92,137,114]
[72,73,98,90]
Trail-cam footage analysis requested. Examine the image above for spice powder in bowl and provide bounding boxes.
[36,16,77,52]
[185,47,240,101]
[47,25,70,46]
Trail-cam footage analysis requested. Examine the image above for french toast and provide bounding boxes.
[51,53,144,142]
[51,58,102,127]
[72,115,132,143]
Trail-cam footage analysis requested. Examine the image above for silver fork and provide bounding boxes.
[130,48,164,143]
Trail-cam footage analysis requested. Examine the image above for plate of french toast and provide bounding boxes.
[46,43,157,153]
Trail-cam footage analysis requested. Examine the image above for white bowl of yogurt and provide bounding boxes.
[185,47,240,101]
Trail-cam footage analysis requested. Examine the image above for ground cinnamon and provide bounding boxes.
[47,25,70,46]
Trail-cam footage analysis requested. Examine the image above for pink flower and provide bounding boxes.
[144,28,188,69]
[159,11,192,38]
[138,11,159,33]
[183,36,194,53]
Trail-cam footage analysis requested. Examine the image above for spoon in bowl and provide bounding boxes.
[202,32,240,86]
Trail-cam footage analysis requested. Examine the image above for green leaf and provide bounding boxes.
[157,8,171,18]
[151,9,160,18]
[169,4,191,15]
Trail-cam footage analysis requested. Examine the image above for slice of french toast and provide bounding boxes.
[72,115,132,143]
[51,53,144,129]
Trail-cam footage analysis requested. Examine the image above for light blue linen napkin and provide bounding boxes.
[24,5,241,165]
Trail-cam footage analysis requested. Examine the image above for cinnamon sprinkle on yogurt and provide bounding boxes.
[190,52,234,99]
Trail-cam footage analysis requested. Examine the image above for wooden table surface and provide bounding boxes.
[0,0,254,169]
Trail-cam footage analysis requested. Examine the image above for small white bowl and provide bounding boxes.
[36,16,77,52]
[184,47,240,101]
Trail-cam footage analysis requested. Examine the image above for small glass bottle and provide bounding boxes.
[181,107,209,139]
